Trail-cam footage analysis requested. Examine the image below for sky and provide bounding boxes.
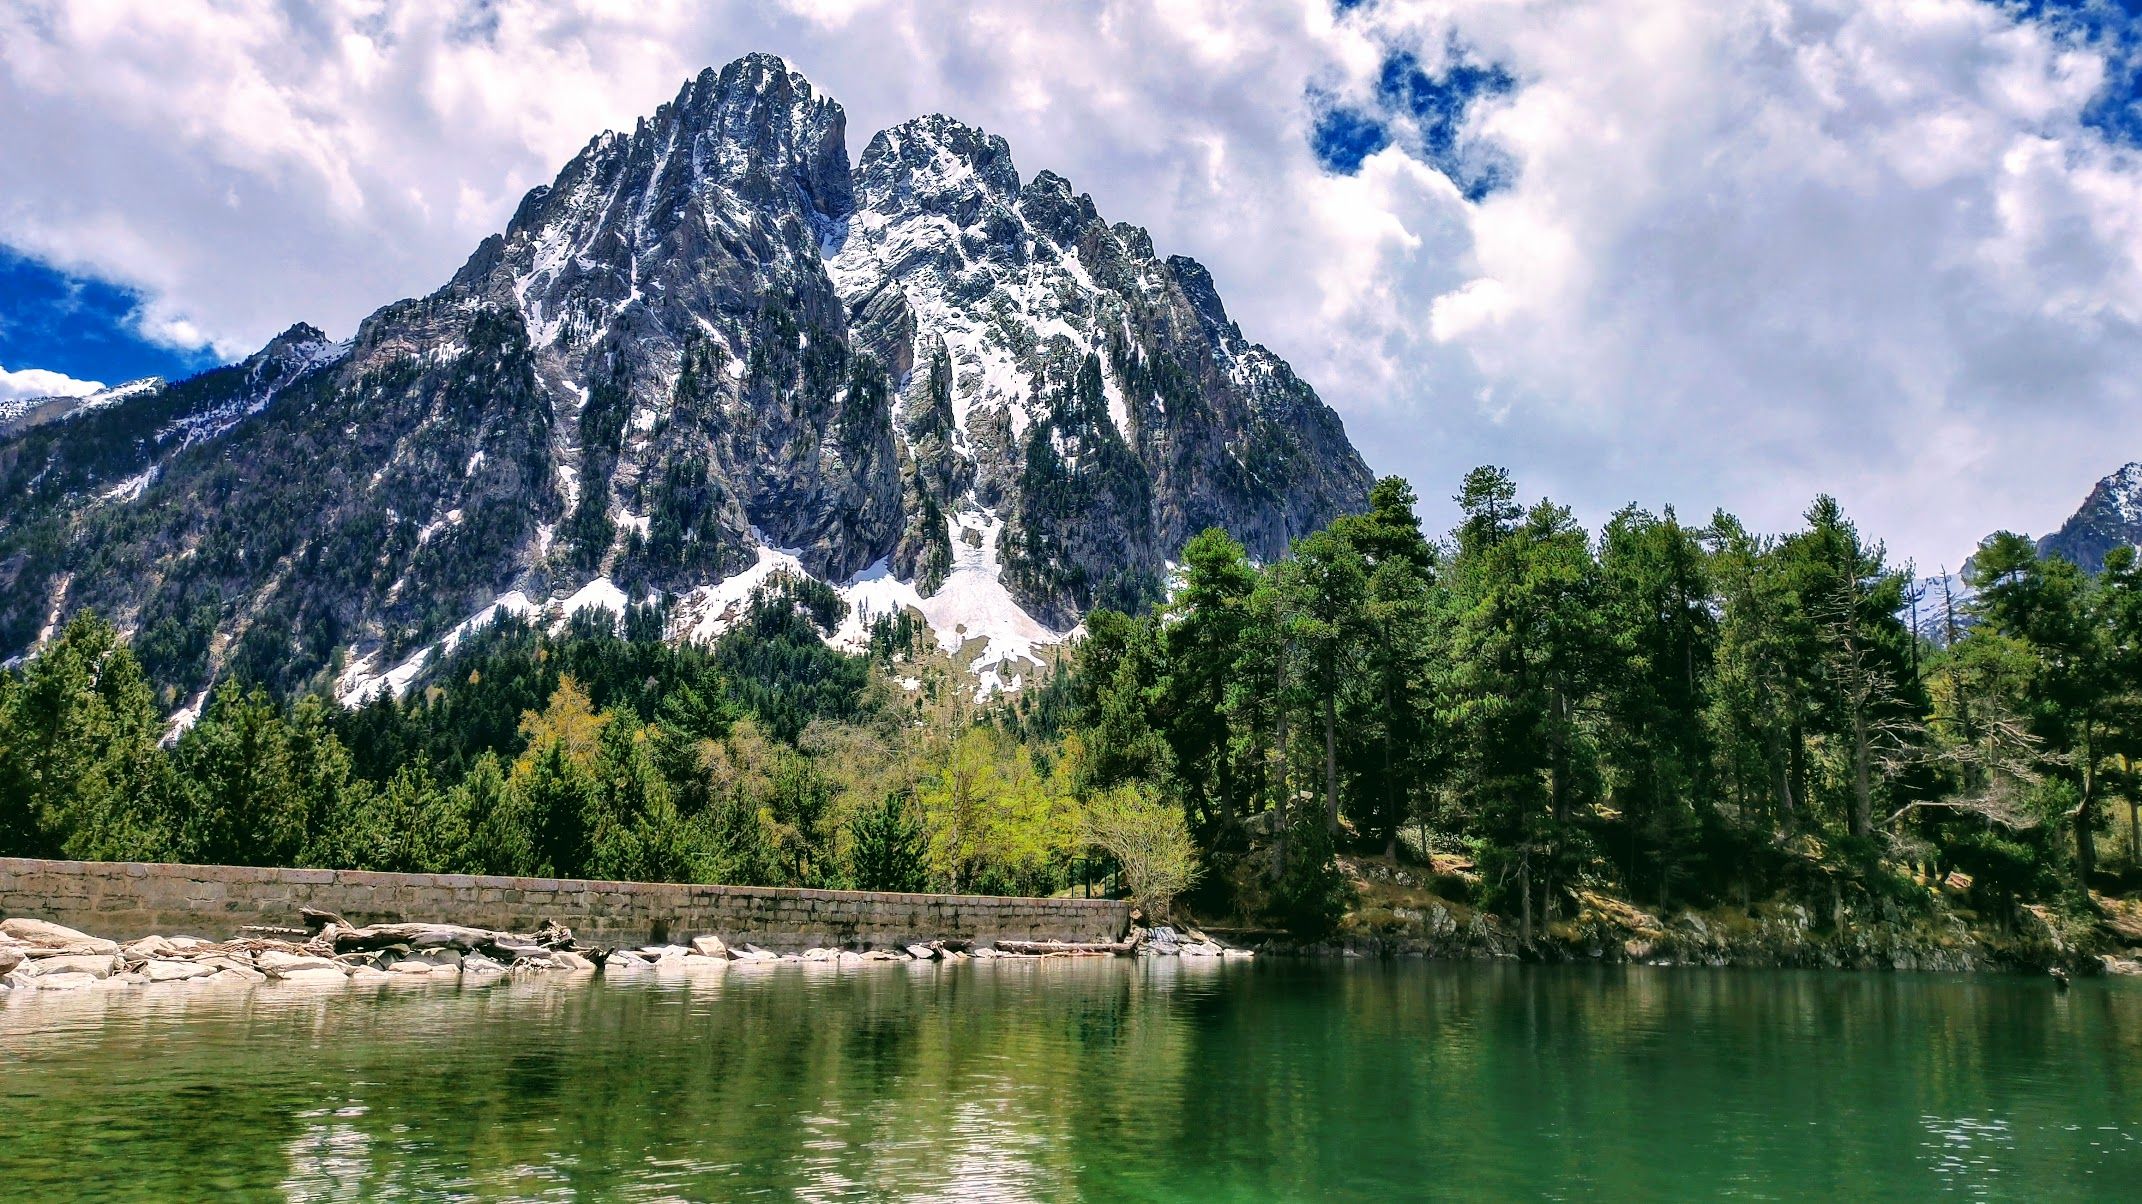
[4,0,2141,574]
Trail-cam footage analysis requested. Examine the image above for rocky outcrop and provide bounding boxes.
[1306,861,2090,973]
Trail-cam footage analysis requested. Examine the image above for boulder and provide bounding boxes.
[123,935,176,960]
[551,950,596,972]
[388,961,440,976]
[837,950,866,966]
[277,965,351,982]
[905,944,938,961]
[146,959,221,983]
[10,971,98,991]
[258,951,341,975]
[17,952,117,979]
[690,935,730,958]
[211,965,268,983]
[0,946,24,974]
[1,918,119,956]
[460,954,507,975]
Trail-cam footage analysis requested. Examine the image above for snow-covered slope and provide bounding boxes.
[0,376,162,438]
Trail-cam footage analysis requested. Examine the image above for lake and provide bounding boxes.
[1,959,2135,1199]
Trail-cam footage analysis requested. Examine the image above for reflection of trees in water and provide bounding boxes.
[246,963,1214,1198]
[3,964,2138,1198]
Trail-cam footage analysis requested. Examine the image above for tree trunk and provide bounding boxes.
[1850,708,1872,838]
[1518,851,1533,946]
[1323,680,1339,835]
[1272,655,1290,880]
[2076,719,2099,893]
[2128,768,2139,870]
[1547,690,1569,922]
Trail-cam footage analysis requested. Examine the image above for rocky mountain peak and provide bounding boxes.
[860,115,1023,209]
[0,53,1373,708]
[2038,460,2142,572]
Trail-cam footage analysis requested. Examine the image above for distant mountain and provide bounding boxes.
[2037,461,2142,574]
[0,377,162,439]
[0,54,1370,707]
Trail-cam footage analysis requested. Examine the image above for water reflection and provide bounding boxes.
[1,960,2136,1200]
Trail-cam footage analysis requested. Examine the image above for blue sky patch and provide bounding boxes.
[1306,40,1517,201]
[1310,102,1391,173]
[2008,1,2142,144]
[0,250,217,386]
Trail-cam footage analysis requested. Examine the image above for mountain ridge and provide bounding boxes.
[2036,460,2142,574]
[0,53,1371,708]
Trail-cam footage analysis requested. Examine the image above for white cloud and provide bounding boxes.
[0,363,102,402]
[1,0,2139,568]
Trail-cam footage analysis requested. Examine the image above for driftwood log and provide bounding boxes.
[994,937,1140,956]
[318,920,578,959]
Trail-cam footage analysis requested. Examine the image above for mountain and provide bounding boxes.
[0,377,163,439]
[2036,462,2142,574]
[0,54,1371,708]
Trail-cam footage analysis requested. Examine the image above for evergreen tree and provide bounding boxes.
[850,792,928,892]
[1334,477,1444,856]
[517,738,594,878]
[1971,531,2112,889]
[1160,528,1258,841]
[0,612,175,860]
[170,684,315,866]
[453,751,535,876]
[1598,505,1716,906]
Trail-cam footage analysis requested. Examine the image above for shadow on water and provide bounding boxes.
[1,960,2136,1200]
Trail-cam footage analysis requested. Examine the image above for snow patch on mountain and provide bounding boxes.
[337,590,541,706]
[668,543,809,644]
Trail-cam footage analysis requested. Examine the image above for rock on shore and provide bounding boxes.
[0,915,1191,998]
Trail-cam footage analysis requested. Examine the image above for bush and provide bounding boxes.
[1083,784,1199,915]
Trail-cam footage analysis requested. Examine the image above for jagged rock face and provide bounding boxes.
[452,52,900,588]
[830,115,1371,625]
[0,53,1370,701]
[2038,462,2142,574]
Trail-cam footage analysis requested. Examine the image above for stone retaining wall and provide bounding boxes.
[0,858,1130,949]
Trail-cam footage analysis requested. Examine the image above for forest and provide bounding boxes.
[4,467,2138,942]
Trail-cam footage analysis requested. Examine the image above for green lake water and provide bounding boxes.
[1,959,2136,1200]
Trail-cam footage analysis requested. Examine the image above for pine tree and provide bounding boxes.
[850,792,927,892]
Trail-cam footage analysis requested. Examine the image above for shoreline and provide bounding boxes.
[0,914,1250,999]
[1241,856,2142,977]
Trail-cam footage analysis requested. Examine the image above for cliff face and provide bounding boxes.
[0,54,1371,703]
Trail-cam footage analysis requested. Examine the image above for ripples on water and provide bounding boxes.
[1,960,2136,1200]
